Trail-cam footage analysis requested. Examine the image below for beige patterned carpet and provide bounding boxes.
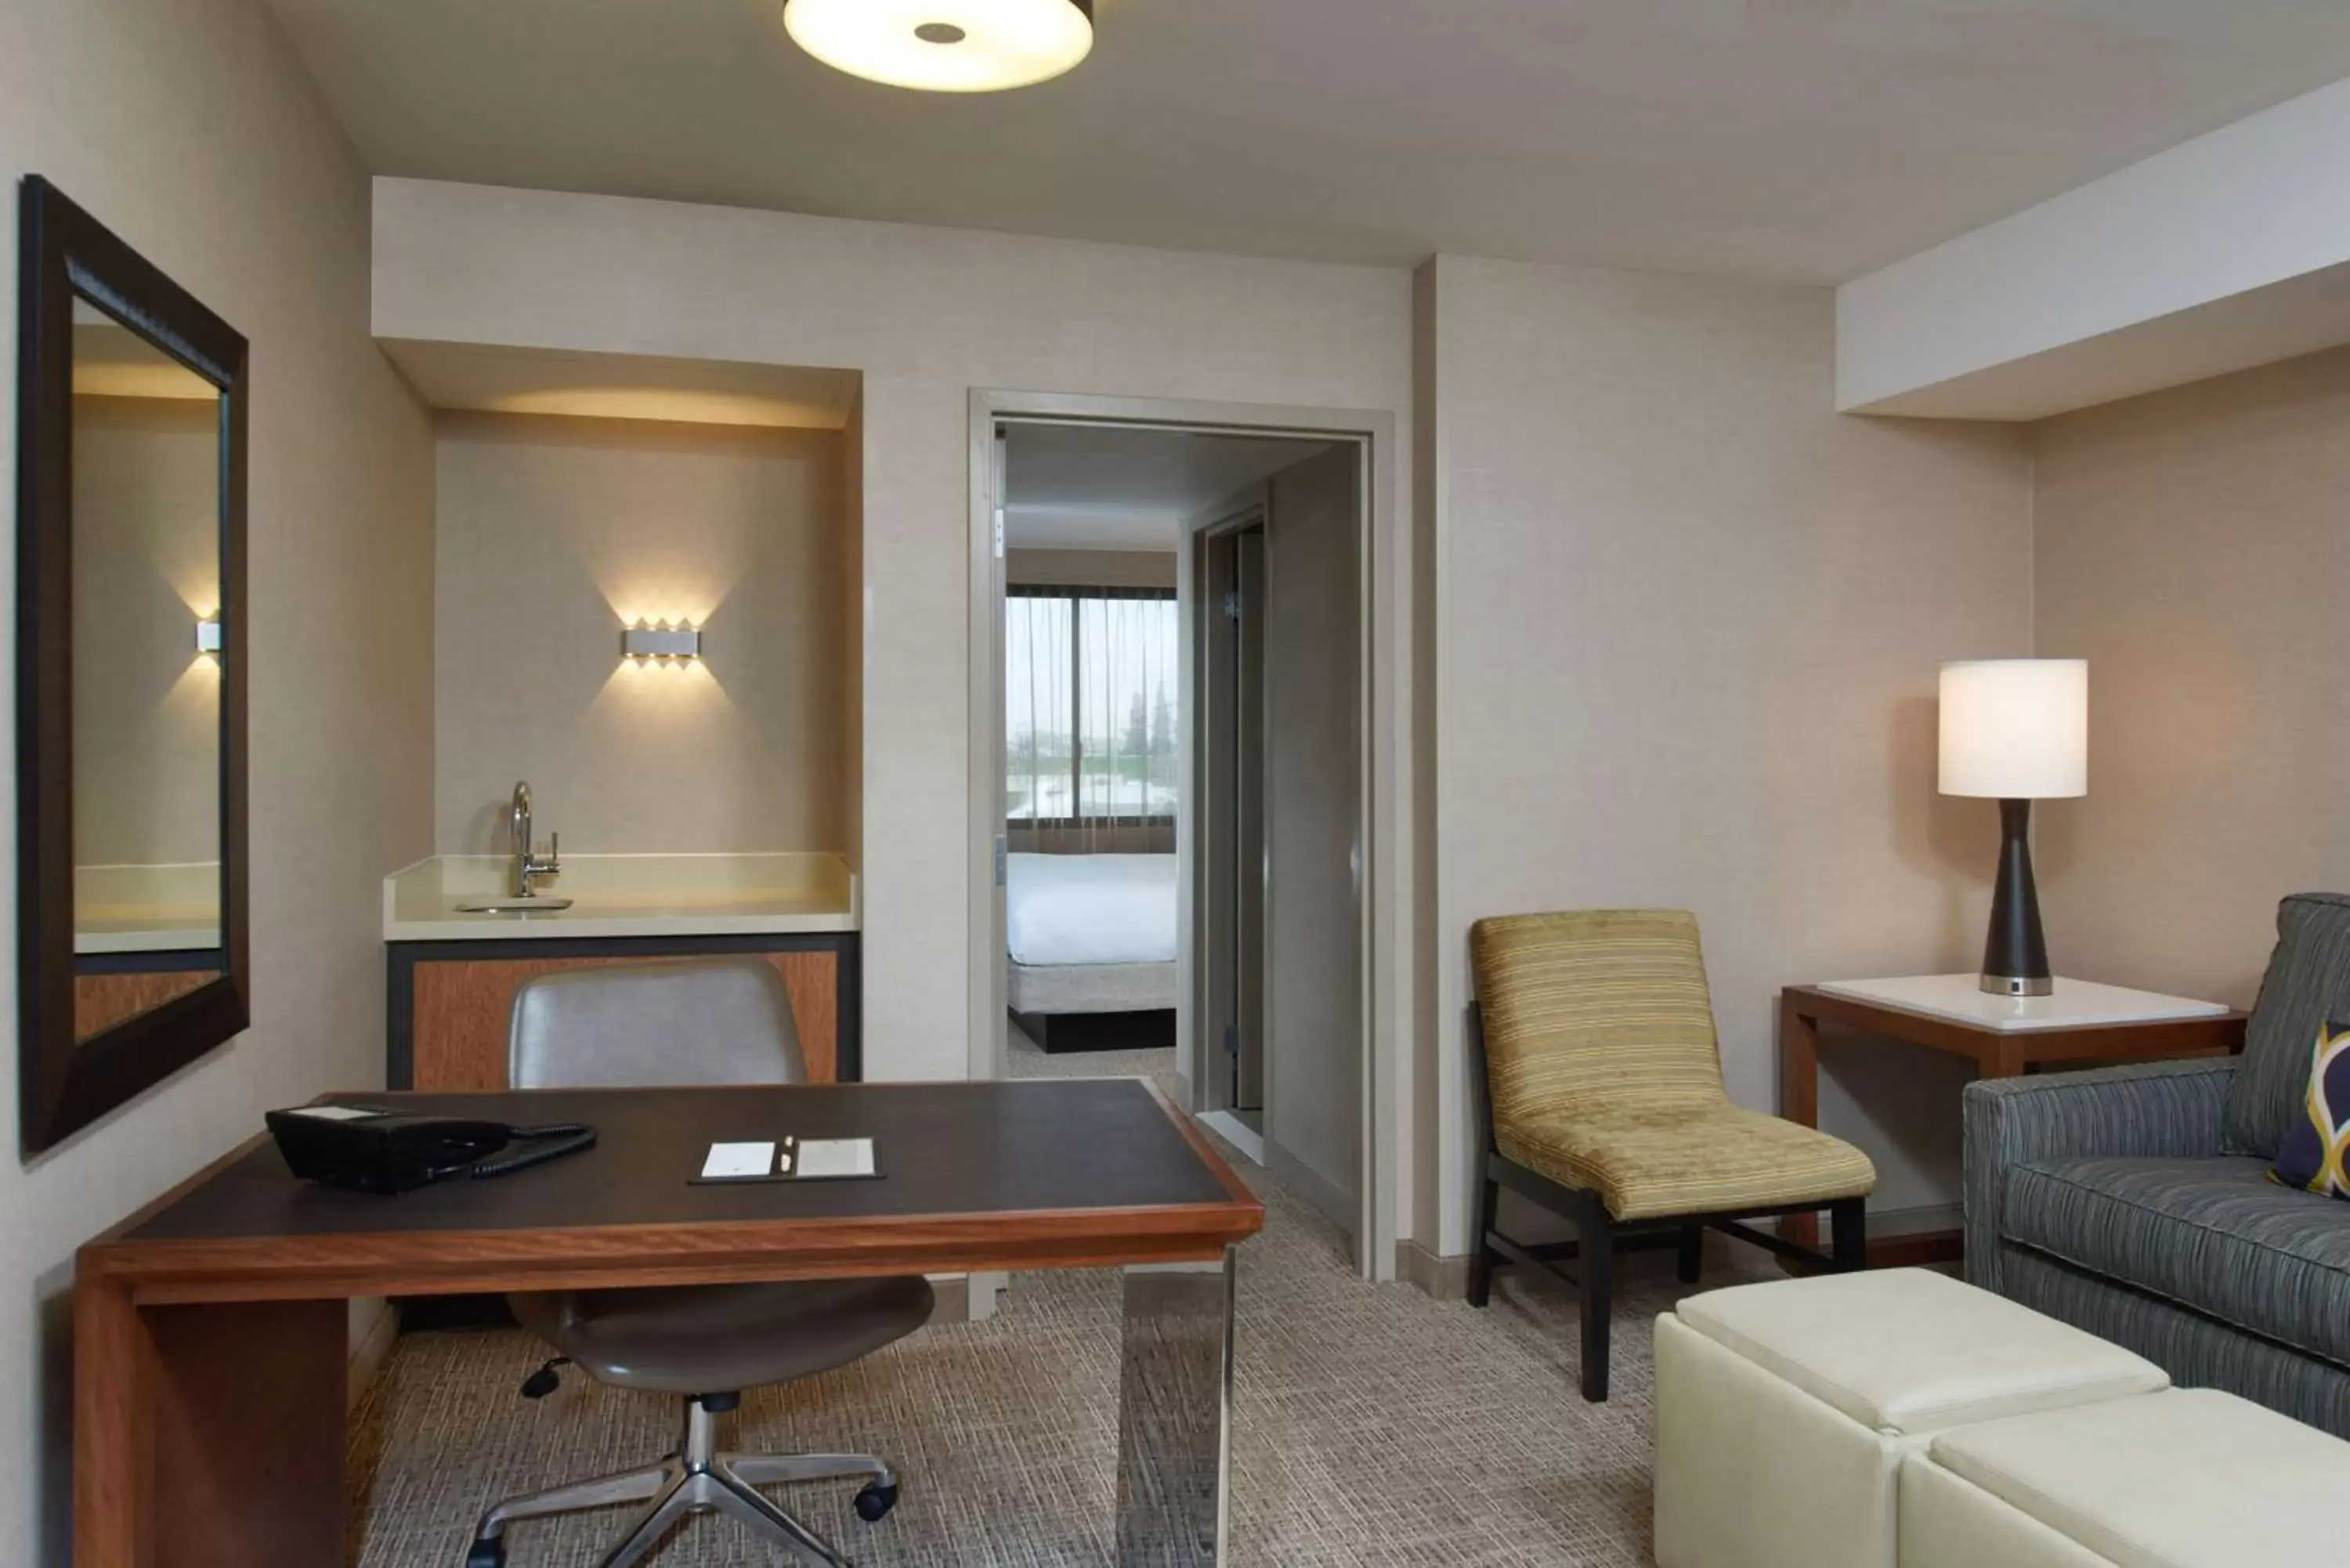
[349,1037,1758,1566]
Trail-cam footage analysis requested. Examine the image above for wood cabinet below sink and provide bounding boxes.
[387,932,859,1089]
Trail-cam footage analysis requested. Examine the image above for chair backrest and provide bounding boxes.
[2224,892,2350,1158]
[1469,909,1726,1132]
[508,958,803,1089]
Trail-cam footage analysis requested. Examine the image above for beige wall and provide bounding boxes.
[434,412,851,856]
[1424,255,2036,1253]
[0,0,437,1556]
[839,394,865,872]
[2033,345,2350,1003]
[1007,547,1177,589]
[373,183,1418,1174]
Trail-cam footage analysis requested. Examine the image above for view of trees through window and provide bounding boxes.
[1007,587,1178,822]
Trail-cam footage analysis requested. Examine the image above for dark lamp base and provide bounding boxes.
[1979,797,2053,998]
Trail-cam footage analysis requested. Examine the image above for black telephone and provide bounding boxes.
[266,1104,598,1194]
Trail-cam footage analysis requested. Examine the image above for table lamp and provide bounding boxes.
[1938,659,2087,997]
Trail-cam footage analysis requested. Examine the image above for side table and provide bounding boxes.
[1778,975,2247,1266]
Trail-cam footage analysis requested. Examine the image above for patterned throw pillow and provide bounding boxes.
[2271,1020,2350,1199]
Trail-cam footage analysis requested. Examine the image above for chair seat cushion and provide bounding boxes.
[512,1276,936,1396]
[2002,1155,2350,1367]
[1499,1102,1875,1221]
[1925,1387,2350,1568]
[1675,1266,2167,1435]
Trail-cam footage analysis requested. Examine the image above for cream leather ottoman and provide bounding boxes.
[1653,1268,2167,1568]
[1900,1386,2350,1568]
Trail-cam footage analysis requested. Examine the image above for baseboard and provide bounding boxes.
[1864,1201,1962,1238]
[1197,1109,1264,1165]
[1397,1240,1470,1301]
[1402,1201,1967,1303]
[1264,1139,1356,1260]
[348,1296,399,1410]
[963,1270,1008,1321]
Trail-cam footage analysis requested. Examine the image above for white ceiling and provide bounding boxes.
[381,340,860,428]
[1003,424,1327,551]
[266,0,2350,284]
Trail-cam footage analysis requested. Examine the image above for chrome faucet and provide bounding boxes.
[508,781,562,898]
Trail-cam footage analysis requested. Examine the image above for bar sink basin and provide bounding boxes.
[452,896,575,914]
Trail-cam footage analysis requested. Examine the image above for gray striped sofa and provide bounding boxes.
[1963,892,2350,1438]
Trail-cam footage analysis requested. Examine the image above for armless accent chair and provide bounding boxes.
[464,959,934,1568]
[1466,909,1875,1401]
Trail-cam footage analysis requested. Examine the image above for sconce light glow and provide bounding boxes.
[622,620,703,662]
[784,0,1094,92]
[194,616,223,655]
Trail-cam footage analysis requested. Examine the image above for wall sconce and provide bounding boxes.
[194,615,223,655]
[622,620,703,661]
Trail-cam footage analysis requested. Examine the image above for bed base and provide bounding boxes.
[1010,1006,1177,1054]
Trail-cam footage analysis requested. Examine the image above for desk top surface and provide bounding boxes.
[1810,974,2233,1033]
[118,1078,1251,1246]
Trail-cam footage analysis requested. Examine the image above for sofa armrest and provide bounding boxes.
[1961,1057,2238,1295]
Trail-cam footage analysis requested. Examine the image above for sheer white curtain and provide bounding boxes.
[1007,588,1177,849]
[1006,593,1074,823]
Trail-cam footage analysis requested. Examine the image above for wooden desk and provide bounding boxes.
[76,1078,1261,1568]
[1779,980,2246,1266]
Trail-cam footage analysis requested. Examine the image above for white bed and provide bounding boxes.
[1005,853,1177,1043]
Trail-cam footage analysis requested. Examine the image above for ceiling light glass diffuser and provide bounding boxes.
[785,0,1094,92]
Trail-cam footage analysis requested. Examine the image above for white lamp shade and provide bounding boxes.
[784,0,1094,92]
[1938,659,2088,799]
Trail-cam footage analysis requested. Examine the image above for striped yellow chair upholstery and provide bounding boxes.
[1468,909,1875,1400]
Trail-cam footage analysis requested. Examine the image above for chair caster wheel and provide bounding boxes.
[465,1538,506,1568]
[854,1483,898,1523]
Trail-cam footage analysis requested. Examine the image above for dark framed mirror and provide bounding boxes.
[17,176,248,1153]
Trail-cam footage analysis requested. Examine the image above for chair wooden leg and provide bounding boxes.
[1577,1190,1614,1403]
[1466,1174,1500,1308]
[1676,1223,1703,1284]
[1831,1198,1867,1272]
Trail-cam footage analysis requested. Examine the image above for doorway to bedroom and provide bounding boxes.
[975,401,1372,1254]
[994,421,1321,1090]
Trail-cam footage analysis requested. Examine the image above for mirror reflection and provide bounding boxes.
[69,296,225,1042]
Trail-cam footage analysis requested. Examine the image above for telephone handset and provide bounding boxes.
[266,1104,598,1194]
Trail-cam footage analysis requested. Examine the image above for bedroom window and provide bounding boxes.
[1007,585,1178,825]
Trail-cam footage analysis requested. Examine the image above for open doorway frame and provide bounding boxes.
[967,389,1394,1278]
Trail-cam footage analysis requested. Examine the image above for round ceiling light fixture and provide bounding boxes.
[785,0,1094,93]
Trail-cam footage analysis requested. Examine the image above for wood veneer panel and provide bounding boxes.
[149,1299,345,1567]
[409,949,837,1090]
[73,1285,345,1568]
[73,970,218,1039]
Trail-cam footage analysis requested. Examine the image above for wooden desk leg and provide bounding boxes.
[76,1280,345,1568]
[1779,996,1822,1254]
[1115,1248,1234,1566]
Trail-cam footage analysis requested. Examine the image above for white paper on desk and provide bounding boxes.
[794,1138,876,1178]
[701,1141,778,1180]
[284,1104,384,1122]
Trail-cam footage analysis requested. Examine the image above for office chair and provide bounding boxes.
[465,959,932,1568]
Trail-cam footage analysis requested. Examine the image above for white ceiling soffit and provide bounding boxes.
[1002,424,1329,551]
[1839,77,2350,421]
[380,338,861,429]
[265,0,2350,286]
